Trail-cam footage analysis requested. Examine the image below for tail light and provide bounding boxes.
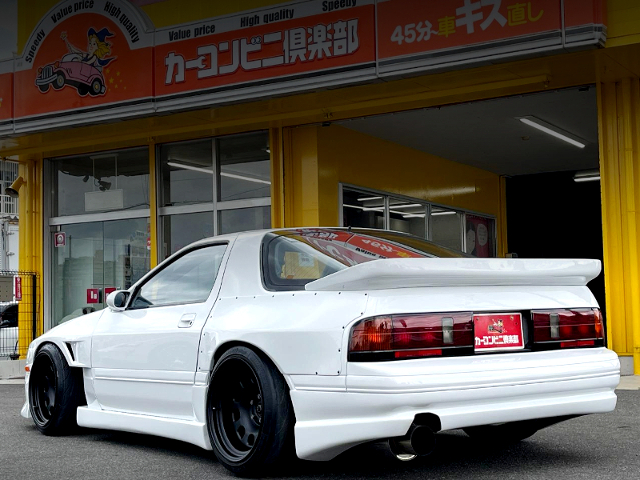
[532,308,604,349]
[348,312,473,361]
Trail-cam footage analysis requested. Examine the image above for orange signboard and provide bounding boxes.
[154,2,376,110]
[0,0,606,135]
[11,0,154,132]
[14,13,152,119]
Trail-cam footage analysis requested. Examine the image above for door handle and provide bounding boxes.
[178,313,196,328]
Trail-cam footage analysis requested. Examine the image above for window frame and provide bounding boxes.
[127,241,229,310]
[156,131,271,261]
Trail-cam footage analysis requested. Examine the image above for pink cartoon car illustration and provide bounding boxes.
[36,54,106,96]
[35,28,115,97]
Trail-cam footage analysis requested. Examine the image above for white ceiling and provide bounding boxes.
[338,87,598,176]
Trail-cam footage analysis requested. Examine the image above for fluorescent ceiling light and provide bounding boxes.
[220,171,271,185]
[431,210,457,216]
[167,161,212,174]
[402,214,426,218]
[390,203,423,209]
[357,196,383,202]
[168,161,271,185]
[518,116,586,149]
[573,169,600,183]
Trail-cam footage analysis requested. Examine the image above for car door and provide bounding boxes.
[91,242,229,420]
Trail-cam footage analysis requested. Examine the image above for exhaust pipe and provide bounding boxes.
[389,424,436,460]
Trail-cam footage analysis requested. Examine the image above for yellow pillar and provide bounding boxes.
[17,155,44,358]
[598,79,640,374]
[282,126,320,227]
[148,141,158,268]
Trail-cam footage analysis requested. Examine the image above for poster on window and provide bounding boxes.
[465,215,493,258]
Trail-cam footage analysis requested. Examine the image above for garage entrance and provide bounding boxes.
[334,85,602,304]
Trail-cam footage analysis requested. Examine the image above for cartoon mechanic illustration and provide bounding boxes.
[35,27,116,97]
[488,319,505,334]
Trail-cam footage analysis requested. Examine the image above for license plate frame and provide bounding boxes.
[474,313,525,353]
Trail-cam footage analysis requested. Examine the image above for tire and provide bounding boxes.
[52,73,65,90]
[207,346,294,476]
[38,83,50,93]
[89,78,103,96]
[463,422,538,444]
[28,343,84,436]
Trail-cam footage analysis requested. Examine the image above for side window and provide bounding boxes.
[130,244,227,309]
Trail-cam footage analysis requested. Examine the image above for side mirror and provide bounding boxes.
[106,290,129,312]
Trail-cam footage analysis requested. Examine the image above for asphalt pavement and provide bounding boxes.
[1,383,638,480]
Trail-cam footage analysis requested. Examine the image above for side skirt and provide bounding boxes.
[76,406,213,450]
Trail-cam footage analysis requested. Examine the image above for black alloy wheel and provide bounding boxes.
[28,343,83,435]
[207,346,294,476]
[30,353,57,427]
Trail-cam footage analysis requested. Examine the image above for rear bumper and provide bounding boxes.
[290,348,619,461]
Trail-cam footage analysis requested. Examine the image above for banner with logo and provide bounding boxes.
[1,0,606,135]
[12,0,154,133]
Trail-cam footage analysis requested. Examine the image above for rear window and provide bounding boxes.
[262,228,462,291]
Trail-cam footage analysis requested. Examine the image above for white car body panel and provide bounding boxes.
[21,229,620,463]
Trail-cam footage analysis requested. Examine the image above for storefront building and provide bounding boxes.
[0,0,639,374]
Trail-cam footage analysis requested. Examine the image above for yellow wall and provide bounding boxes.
[283,124,503,251]
[607,0,640,48]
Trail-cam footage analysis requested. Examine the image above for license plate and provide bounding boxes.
[474,313,525,353]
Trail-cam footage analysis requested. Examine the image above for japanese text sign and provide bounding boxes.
[377,0,563,74]
[154,1,376,108]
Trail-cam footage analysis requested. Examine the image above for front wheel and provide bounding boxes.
[463,422,538,444]
[28,343,84,435]
[207,346,294,476]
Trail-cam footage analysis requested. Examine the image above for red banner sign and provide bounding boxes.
[14,276,22,301]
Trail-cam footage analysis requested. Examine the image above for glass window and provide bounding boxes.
[218,206,271,235]
[52,218,151,326]
[262,228,462,291]
[159,139,213,207]
[53,147,149,216]
[162,212,214,258]
[130,244,226,309]
[389,197,426,238]
[218,132,270,202]
[465,214,495,257]
[430,207,463,252]
[342,189,385,229]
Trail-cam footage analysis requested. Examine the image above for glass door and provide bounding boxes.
[52,218,150,327]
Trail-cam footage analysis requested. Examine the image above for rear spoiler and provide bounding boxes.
[304,258,601,291]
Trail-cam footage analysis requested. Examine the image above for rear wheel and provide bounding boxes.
[89,78,103,96]
[28,343,83,435]
[207,346,294,476]
[463,422,538,444]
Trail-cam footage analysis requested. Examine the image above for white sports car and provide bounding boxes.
[22,228,620,475]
